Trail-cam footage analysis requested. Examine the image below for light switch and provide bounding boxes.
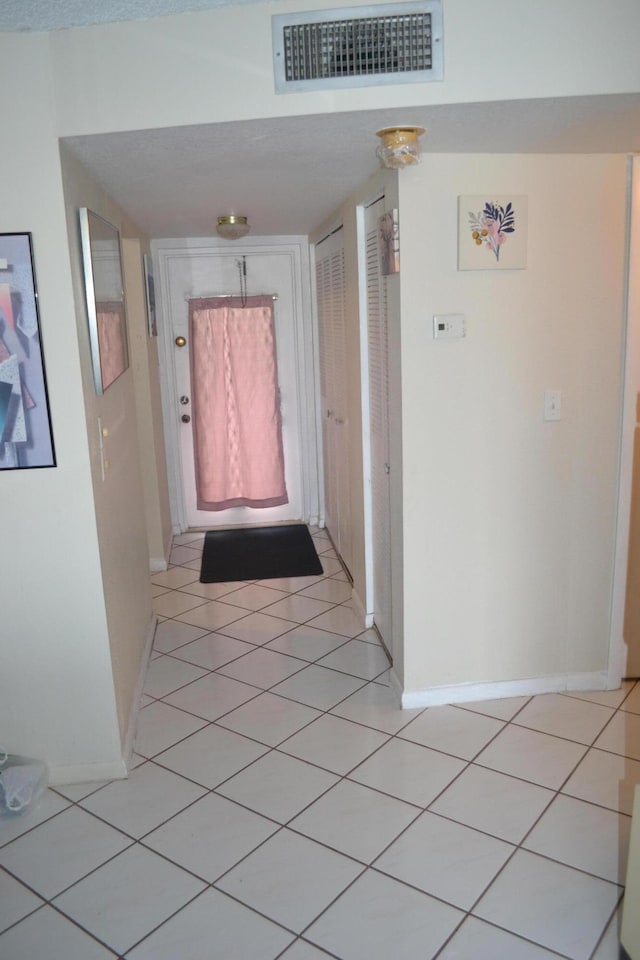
[544,389,562,421]
[433,314,466,339]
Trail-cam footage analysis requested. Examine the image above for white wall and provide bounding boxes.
[0,35,123,782]
[397,154,628,701]
[49,0,640,138]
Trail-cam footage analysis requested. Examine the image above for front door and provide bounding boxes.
[165,249,305,528]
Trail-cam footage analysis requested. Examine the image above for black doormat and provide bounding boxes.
[200,524,324,583]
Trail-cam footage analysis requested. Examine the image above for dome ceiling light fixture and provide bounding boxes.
[216,215,250,240]
[376,126,426,169]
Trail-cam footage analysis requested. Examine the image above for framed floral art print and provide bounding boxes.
[458,195,528,270]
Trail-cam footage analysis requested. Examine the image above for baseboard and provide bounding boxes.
[388,668,404,706]
[401,671,610,710]
[122,614,157,769]
[150,557,168,572]
[48,757,128,786]
[351,588,373,631]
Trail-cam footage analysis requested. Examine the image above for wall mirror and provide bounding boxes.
[79,208,129,395]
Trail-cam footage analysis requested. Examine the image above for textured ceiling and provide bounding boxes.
[62,94,640,239]
[0,0,257,32]
[10,2,639,239]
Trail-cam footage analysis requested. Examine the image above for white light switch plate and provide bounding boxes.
[544,389,562,421]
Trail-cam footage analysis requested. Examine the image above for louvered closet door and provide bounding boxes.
[315,228,352,574]
[365,198,392,649]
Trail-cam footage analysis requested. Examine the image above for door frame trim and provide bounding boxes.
[153,236,319,532]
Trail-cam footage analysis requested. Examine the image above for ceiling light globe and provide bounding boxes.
[216,215,250,240]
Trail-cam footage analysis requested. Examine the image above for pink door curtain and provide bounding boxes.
[188,295,289,511]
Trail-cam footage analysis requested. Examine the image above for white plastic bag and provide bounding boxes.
[0,748,48,816]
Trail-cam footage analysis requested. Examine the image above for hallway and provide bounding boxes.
[0,526,636,958]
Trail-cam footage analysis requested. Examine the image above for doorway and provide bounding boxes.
[154,237,319,532]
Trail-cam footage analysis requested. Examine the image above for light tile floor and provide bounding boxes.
[1,527,638,958]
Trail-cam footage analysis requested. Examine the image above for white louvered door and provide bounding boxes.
[365,198,392,649]
[315,228,352,574]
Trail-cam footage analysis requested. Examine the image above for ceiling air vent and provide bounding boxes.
[272,1,443,93]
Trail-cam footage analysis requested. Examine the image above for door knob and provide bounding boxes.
[180,396,190,405]
[175,336,187,347]
[181,414,191,423]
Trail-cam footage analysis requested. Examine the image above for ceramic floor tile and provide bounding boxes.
[319,556,344,577]
[437,915,564,959]
[153,724,268,789]
[134,701,208,758]
[142,793,279,881]
[170,632,255,670]
[125,888,294,960]
[271,663,366,710]
[306,868,462,960]
[398,704,505,761]
[594,710,640,760]
[171,531,205,547]
[142,655,208,699]
[177,580,248,601]
[0,869,43,933]
[307,604,364,637]
[563,681,636,709]
[561,746,640,814]
[522,793,631,883]
[374,810,514,910]
[162,671,260,721]
[0,790,70,846]
[256,574,325,592]
[280,941,334,959]
[52,780,112,802]
[621,682,640,714]
[356,627,384,646]
[0,905,116,959]
[0,806,132,898]
[330,682,422,734]
[174,599,250,631]
[280,714,389,775]
[218,611,298,645]
[216,828,362,934]
[592,909,623,960]
[152,619,210,653]
[216,749,339,823]
[151,567,200,590]
[475,723,587,789]
[151,584,170,599]
[260,594,335,624]
[456,696,531,721]
[217,647,308,689]
[265,624,350,661]
[168,545,202,566]
[152,591,208,618]
[348,737,466,807]
[219,583,291,611]
[316,639,390,681]
[298,579,352,604]
[289,779,419,863]
[216,691,321,746]
[474,849,622,960]
[513,694,614,745]
[53,844,206,956]
[79,762,206,838]
[430,763,555,843]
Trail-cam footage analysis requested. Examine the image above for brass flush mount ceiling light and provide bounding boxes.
[376,126,426,168]
[216,215,250,240]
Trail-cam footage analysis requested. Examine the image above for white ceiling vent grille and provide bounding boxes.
[272,1,442,93]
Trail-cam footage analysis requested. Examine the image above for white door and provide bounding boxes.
[365,198,393,650]
[315,228,353,574]
[167,249,304,528]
